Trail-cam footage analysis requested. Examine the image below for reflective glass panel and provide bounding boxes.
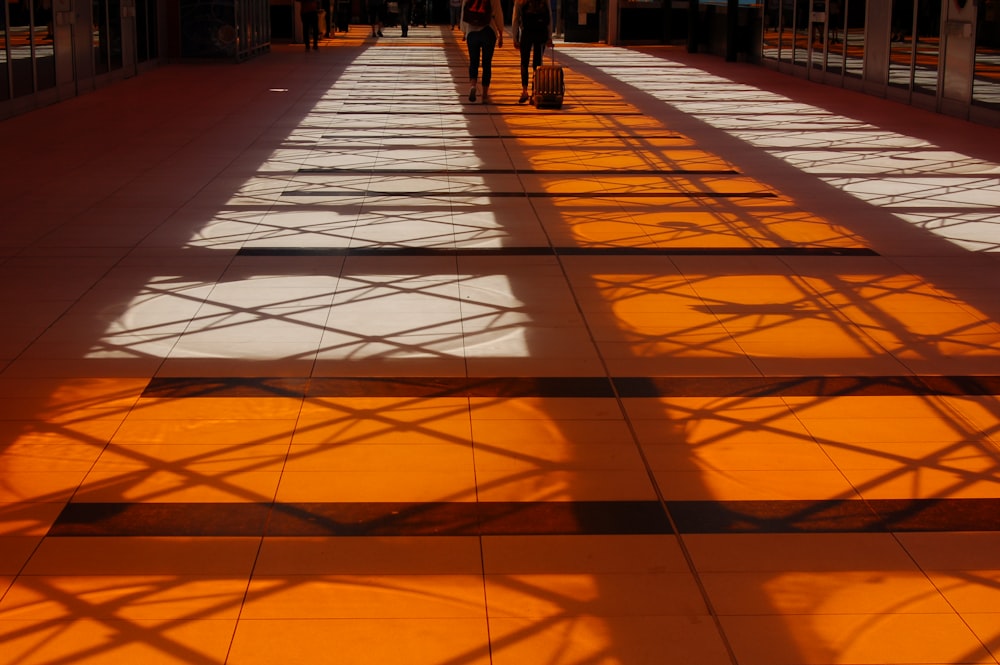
[889,0,915,89]
[779,0,795,64]
[826,0,846,74]
[793,0,809,66]
[108,0,122,69]
[842,0,864,78]
[973,0,1000,109]
[762,0,782,61]
[9,0,33,97]
[35,0,55,90]
[912,0,940,96]
[0,2,10,101]
[93,0,108,74]
[810,0,828,71]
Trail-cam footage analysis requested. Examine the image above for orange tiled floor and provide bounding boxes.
[1,24,999,665]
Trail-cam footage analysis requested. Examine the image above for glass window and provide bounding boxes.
[779,0,795,64]
[136,0,158,62]
[92,0,122,75]
[912,0,940,96]
[809,0,828,71]
[93,0,109,75]
[108,0,122,70]
[826,0,845,74]
[889,0,915,89]
[762,0,781,61]
[35,0,55,91]
[0,1,10,101]
[973,0,1000,109]
[10,0,35,96]
[793,0,809,66]
[842,0,864,78]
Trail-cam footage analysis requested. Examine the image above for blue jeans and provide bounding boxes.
[466,27,497,88]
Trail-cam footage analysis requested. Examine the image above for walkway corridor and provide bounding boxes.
[1,24,1000,665]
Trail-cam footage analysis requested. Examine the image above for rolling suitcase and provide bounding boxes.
[532,47,564,109]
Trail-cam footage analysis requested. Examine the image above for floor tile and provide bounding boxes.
[683,533,919,571]
[701,570,954,615]
[227,618,491,665]
[254,536,484,575]
[241,574,487,619]
[0,618,238,665]
[896,532,1000,569]
[0,575,248,620]
[481,535,689,573]
[484,570,708,617]
[22,537,260,576]
[488,615,733,665]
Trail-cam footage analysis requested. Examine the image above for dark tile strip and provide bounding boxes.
[141,376,1000,399]
[143,376,617,399]
[235,247,878,258]
[47,499,1000,537]
[868,498,1000,531]
[267,501,673,536]
[279,190,776,199]
[139,377,311,398]
[669,499,1000,533]
[49,502,274,537]
[667,499,884,533]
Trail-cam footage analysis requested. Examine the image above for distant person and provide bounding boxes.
[511,0,552,104]
[367,0,385,37]
[828,0,841,42]
[321,0,333,37]
[398,0,412,36]
[450,0,462,29]
[301,0,320,49]
[462,0,505,103]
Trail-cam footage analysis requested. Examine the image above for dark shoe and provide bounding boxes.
[518,93,529,104]
[377,30,384,36]
[468,87,476,102]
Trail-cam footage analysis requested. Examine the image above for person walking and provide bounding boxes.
[449,0,462,29]
[398,0,412,36]
[321,0,333,37]
[461,0,505,103]
[511,0,552,103]
[367,0,385,37]
[301,0,321,49]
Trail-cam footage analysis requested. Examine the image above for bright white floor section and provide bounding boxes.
[1,25,999,665]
